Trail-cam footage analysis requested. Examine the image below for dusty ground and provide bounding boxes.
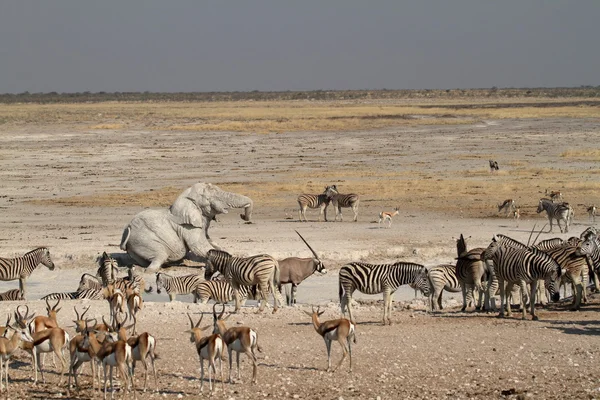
[0,100,599,399]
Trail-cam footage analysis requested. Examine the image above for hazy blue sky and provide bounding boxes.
[1,1,598,93]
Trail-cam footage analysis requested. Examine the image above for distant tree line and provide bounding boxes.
[0,87,599,104]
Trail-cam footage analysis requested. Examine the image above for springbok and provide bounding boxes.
[378,207,399,228]
[108,289,126,327]
[186,313,224,393]
[67,307,102,396]
[587,205,597,223]
[277,230,327,305]
[497,199,516,217]
[545,189,563,203]
[304,306,356,372]
[212,304,261,383]
[20,324,70,384]
[126,288,143,335]
[0,317,32,394]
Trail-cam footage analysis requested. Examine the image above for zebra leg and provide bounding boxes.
[291,284,298,305]
[345,289,356,323]
[497,278,506,318]
[519,280,529,320]
[382,288,391,325]
[284,284,291,306]
[19,278,26,300]
[571,275,583,311]
[257,283,269,313]
[460,284,468,312]
[352,205,358,222]
[232,285,242,313]
[529,280,538,321]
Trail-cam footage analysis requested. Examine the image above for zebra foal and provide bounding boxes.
[206,249,283,313]
[338,261,430,325]
[0,247,55,300]
[483,236,564,320]
[427,264,462,311]
[155,271,205,301]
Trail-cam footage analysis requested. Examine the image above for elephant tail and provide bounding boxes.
[120,226,131,251]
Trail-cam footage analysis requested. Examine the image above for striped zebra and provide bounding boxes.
[96,252,120,286]
[41,288,106,300]
[327,185,360,222]
[587,205,597,223]
[427,264,462,311]
[455,234,494,311]
[77,273,103,291]
[482,236,563,320]
[0,289,24,301]
[193,280,258,304]
[297,185,337,222]
[576,229,600,292]
[97,253,146,292]
[155,272,205,301]
[0,247,55,300]
[338,261,430,325]
[206,249,283,313]
[537,198,573,233]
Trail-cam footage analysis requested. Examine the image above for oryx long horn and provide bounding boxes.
[295,230,320,260]
[526,224,537,247]
[532,224,547,246]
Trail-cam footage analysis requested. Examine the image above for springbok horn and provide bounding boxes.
[526,223,537,247]
[45,298,51,311]
[102,316,112,331]
[212,303,218,320]
[81,305,90,319]
[74,306,80,321]
[196,313,203,328]
[295,230,320,260]
[219,303,226,319]
[16,305,26,320]
[187,313,195,329]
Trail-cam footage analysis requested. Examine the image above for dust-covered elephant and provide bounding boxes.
[120,182,253,271]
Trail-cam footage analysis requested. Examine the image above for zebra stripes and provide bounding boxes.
[96,252,119,286]
[483,237,563,320]
[327,185,359,222]
[41,288,106,301]
[427,264,462,311]
[0,247,55,300]
[206,249,283,313]
[0,289,24,301]
[455,234,493,311]
[536,198,573,233]
[77,273,103,291]
[193,280,257,305]
[338,261,430,325]
[155,272,205,301]
[297,186,337,222]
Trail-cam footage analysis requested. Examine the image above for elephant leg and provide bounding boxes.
[145,255,169,273]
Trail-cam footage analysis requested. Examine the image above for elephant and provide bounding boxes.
[119,182,253,272]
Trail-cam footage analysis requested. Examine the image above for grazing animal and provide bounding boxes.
[155,271,205,302]
[297,185,337,222]
[455,234,494,311]
[513,207,521,226]
[497,199,516,217]
[193,280,257,305]
[0,320,32,395]
[489,160,499,172]
[537,198,573,233]
[327,185,360,222]
[427,264,462,311]
[378,207,399,228]
[212,304,261,383]
[0,247,55,299]
[77,273,103,291]
[277,230,327,305]
[587,205,597,223]
[482,236,563,320]
[0,289,24,301]
[304,306,356,372]
[20,326,70,385]
[67,314,102,396]
[186,313,224,393]
[206,249,283,313]
[339,261,430,325]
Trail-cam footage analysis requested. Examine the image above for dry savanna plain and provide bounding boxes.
[0,94,600,399]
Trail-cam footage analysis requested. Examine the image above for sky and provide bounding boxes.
[1,1,599,93]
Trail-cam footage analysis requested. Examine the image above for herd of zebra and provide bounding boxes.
[297,185,360,222]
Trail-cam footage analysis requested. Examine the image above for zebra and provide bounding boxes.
[482,236,563,320]
[155,272,205,301]
[489,159,499,172]
[297,185,337,222]
[206,249,283,313]
[327,185,360,222]
[338,261,430,325]
[97,253,146,292]
[0,247,55,300]
[193,280,258,304]
[41,289,106,301]
[77,273,103,291]
[497,199,516,217]
[0,289,24,301]
[454,234,494,311]
[576,229,600,293]
[96,252,120,286]
[537,198,573,233]
[427,264,462,311]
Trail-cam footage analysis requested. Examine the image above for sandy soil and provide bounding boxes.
[0,114,599,399]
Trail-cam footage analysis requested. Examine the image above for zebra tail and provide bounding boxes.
[120,226,131,251]
[144,286,153,294]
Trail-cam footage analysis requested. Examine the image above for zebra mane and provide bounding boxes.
[208,249,232,257]
[24,247,49,256]
[495,234,527,249]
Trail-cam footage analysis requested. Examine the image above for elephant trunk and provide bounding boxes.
[240,201,253,222]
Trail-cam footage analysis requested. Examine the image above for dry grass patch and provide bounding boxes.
[89,123,125,130]
[561,149,600,160]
